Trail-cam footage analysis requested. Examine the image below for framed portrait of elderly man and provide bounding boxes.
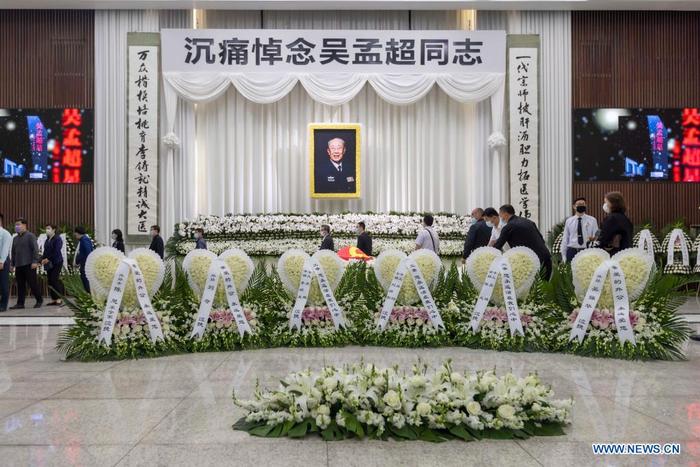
[309,123,361,199]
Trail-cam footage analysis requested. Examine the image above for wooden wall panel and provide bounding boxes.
[572,11,700,108]
[0,10,94,108]
[0,183,94,231]
[573,182,700,228]
[0,10,94,231]
[572,11,700,228]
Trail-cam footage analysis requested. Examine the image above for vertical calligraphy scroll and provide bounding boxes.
[508,43,539,226]
[127,34,159,237]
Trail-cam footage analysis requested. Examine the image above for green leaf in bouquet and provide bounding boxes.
[448,424,476,442]
[248,423,279,437]
[288,418,317,438]
[527,422,566,436]
[341,411,365,438]
[389,424,417,440]
[416,427,447,443]
[320,421,345,441]
[481,428,515,440]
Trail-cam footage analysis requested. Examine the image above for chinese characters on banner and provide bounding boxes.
[127,45,159,236]
[160,29,506,73]
[508,48,539,226]
[672,108,700,182]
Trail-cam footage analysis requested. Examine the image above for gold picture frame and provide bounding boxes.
[309,123,361,199]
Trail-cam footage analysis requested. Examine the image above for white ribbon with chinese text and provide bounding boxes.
[637,229,655,260]
[469,256,524,337]
[190,259,252,339]
[97,258,163,345]
[569,259,635,345]
[377,257,444,331]
[666,228,690,266]
[289,257,345,330]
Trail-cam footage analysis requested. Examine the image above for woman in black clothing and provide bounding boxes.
[41,224,65,306]
[597,191,633,255]
[111,229,125,253]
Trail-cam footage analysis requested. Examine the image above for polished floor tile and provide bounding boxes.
[0,323,698,467]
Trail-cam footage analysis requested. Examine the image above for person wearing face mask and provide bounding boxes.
[462,208,492,263]
[356,222,372,256]
[597,191,633,255]
[319,224,334,251]
[194,228,207,250]
[74,226,94,292]
[111,229,125,253]
[483,208,504,248]
[0,214,12,312]
[149,225,165,259]
[10,218,43,309]
[493,204,552,280]
[561,197,598,263]
[41,224,64,306]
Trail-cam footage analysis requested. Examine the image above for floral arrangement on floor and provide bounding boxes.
[632,227,663,255]
[661,228,695,275]
[55,244,691,361]
[548,248,691,360]
[264,249,356,347]
[57,247,188,360]
[453,247,555,352]
[181,248,267,352]
[172,237,466,258]
[233,360,573,442]
[166,212,471,258]
[353,249,454,347]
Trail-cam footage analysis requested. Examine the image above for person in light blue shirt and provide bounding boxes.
[74,226,94,293]
[0,213,12,312]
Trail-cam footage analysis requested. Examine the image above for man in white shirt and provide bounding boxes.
[415,214,440,254]
[561,197,598,263]
[483,207,506,249]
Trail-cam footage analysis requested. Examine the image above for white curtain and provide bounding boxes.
[192,10,492,218]
[477,11,572,233]
[95,10,194,244]
[94,10,160,246]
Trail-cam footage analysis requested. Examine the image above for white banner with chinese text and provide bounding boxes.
[127,43,159,236]
[508,47,539,226]
[161,29,505,74]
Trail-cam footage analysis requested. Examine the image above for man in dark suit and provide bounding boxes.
[149,225,165,259]
[462,208,492,263]
[314,137,356,194]
[319,224,334,251]
[493,204,552,280]
[356,221,372,256]
[74,226,93,293]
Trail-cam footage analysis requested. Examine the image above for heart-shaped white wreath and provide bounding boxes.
[85,246,165,309]
[373,249,441,306]
[465,246,540,306]
[182,248,255,306]
[570,248,654,309]
[277,249,346,306]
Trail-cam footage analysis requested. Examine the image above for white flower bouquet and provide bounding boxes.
[168,212,471,258]
[59,247,186,360]
[354,250,453,347]
[550,247,691,360]
[233,360,573,442]
[661,229,694,275]
[182,249,265,351]
[265,250,354,347]
[454,247,553,351]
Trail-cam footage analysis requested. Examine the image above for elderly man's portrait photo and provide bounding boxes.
[309,123,361,198]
